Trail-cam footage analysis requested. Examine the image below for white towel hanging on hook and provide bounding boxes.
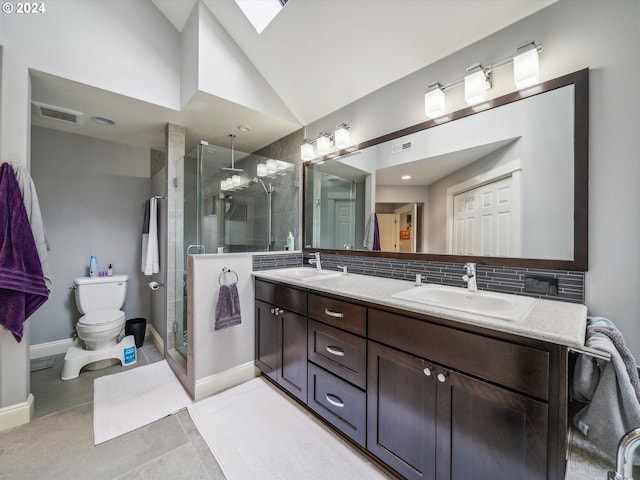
[141,197,159,275]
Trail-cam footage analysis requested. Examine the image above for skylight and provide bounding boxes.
[233,0,287,34]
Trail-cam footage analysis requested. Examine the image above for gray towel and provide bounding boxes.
[572,326,640,462]
[215,283,242,330]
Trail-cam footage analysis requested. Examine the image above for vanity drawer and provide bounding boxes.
[308,320,367,389]
[255,279,307,316]
[307,294,366,336]
[369,308,550,401]
[307,363,366,447]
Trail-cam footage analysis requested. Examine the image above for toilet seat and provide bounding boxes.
[77,310,125,332]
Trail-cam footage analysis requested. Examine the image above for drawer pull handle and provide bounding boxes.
[325,393,344,408]
[324,309,344,318]
[326,346,345,357]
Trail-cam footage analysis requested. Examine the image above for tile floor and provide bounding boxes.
[0,340,627,480]
[0,341,225,480]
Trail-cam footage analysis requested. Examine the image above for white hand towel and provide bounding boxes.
[142,197,159,275]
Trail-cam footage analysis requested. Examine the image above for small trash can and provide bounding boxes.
[125,318,146,348]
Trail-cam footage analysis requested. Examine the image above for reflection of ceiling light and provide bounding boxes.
[237,125,251,132]
[92,116,115,126]
[402,175,412,180]
[301,123,351,160]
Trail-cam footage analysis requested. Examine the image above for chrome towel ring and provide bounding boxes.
[219,267,239,285]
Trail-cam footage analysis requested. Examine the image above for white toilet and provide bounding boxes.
[61,275,137,380]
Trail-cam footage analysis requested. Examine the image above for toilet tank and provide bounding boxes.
[74,275,129,314]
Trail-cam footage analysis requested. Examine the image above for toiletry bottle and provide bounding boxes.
[89,255,97,278]
[107,264,113,277]
[287,232,294,251]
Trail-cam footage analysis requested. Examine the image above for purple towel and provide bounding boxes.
[215,283,241,330]
[0,163,48,342]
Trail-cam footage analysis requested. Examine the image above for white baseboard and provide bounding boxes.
[30,338,75,360]
[147,324,164,355]
[194,361,259,402]
[0,393,34,432]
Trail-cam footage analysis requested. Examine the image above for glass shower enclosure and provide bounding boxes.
[172,140,298,360]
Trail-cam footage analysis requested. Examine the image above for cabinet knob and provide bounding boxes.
[271,307,282,316]
[423,367,432,376]
[437,372,448,383]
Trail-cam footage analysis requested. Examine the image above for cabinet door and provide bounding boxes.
[367,341,437,480]
[436,368,548,480]
[255,300,280,382]
[280,310,308,403]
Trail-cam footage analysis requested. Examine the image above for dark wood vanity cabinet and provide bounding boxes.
[255,279,568,480]
[368,308,561,480]
[368,340,548,480]
[255,281,308,403]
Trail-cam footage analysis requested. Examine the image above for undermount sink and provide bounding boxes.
[269,268,342,282]
[391,284,536,322]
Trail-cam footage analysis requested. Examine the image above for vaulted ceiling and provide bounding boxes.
[31,0,556,153]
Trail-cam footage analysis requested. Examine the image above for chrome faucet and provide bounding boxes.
[462,263,477,292]
[308,252,322,271]
[609,428,640,480]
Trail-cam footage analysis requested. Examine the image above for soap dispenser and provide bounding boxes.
[287,232,295,251]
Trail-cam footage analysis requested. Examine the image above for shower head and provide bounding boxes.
[222,134,243,172]
[252,177,270,194]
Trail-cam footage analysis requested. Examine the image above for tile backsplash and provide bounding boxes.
[252,252,585,304]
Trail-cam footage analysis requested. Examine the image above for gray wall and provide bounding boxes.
[305,0,640,359]
[29,126,151,345]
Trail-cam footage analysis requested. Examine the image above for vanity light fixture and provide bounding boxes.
[333,123,350,149]
[301,140,314,161]
[257,162,267,177]
[299,122,352,160]
[424,82,445,119]
[423,41,542,117]
[316,133,331,156]
[464,64,491,106]
[513,41,540,89]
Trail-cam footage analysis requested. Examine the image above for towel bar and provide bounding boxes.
[568,345,611,362]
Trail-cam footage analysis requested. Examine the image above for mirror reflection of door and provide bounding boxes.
[451,175,521,256]
[377,203,420,253]
[397,203,418,253]
[377,214,397,251]
[328,194,356,250]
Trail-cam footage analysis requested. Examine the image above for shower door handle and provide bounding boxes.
[187,244,205,254]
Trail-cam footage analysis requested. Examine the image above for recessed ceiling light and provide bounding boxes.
[92,116,116,126]
[402,175,412,180]
[237,125,251,132]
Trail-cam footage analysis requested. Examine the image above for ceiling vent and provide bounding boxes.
[391,140,413,154]
[33,102,84,125]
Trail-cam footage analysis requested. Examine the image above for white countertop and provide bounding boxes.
[253,269,587,348]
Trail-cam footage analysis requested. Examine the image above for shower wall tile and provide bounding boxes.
[252,252,585,304]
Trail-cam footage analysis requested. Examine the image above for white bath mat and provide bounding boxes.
[93,360,191,444]
[188,377,391,479]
